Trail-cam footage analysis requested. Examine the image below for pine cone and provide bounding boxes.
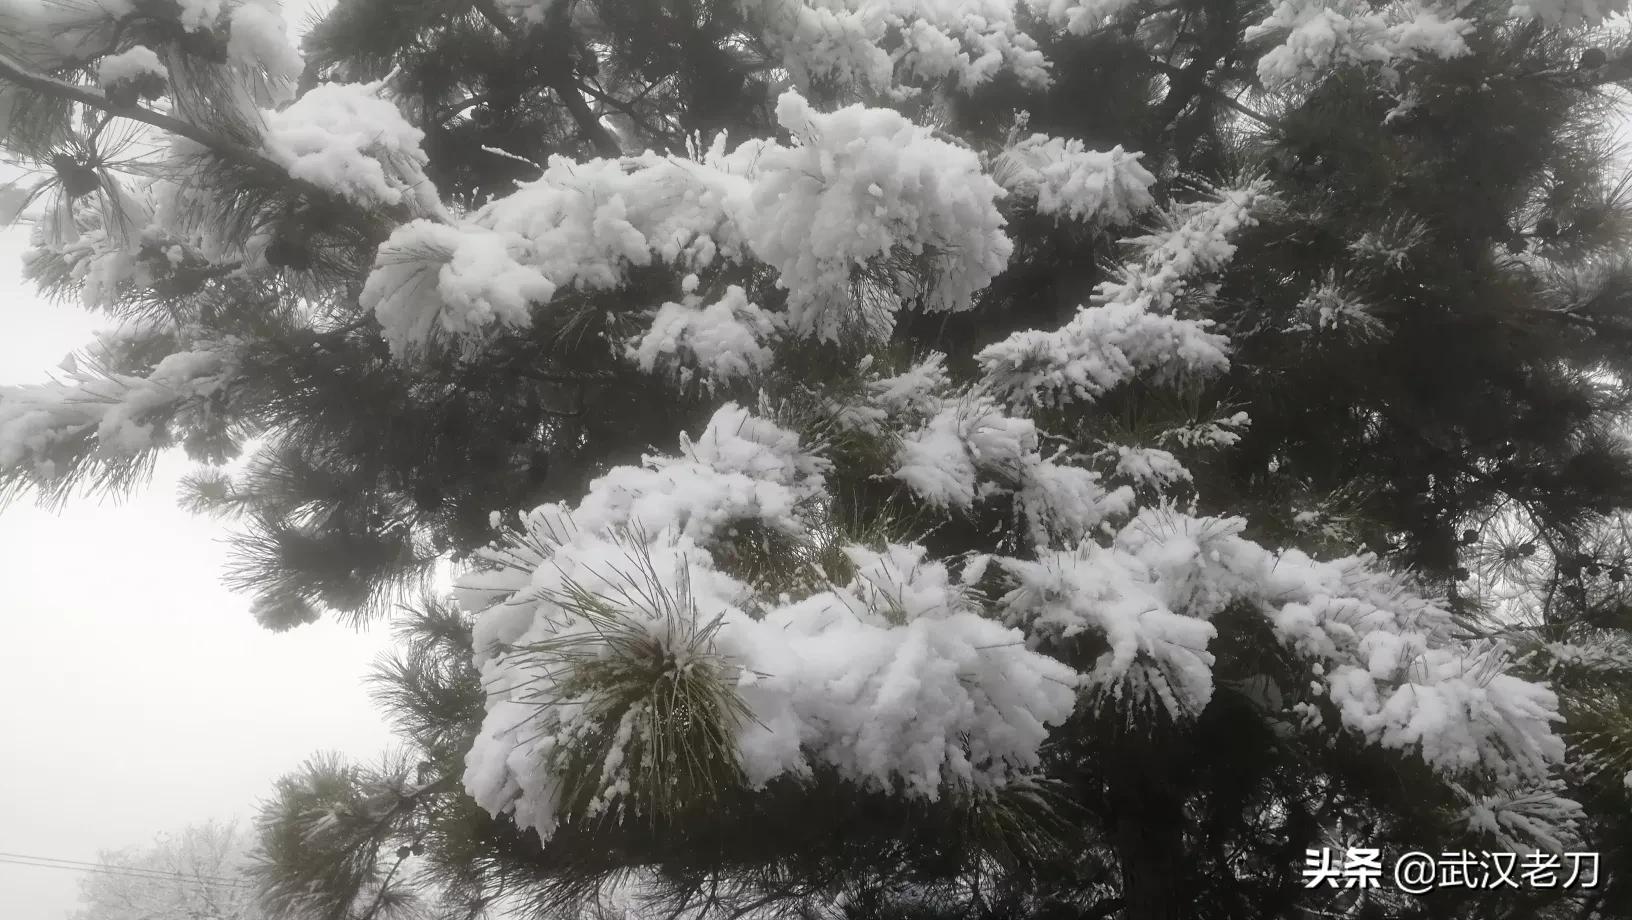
[266,233,312,271]
[52,155,100,199]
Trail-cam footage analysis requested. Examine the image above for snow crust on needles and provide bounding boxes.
[458,403,1567,845]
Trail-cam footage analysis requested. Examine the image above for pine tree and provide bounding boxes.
[3,1,1631,920]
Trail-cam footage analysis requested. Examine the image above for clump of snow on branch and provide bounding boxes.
[824,351,949,436]
[892,392,1135,542]
[263,81,444,215]
[74,0,301,108]
[477,149,752,283]
[569,404,831,542]
[978,179,1272,407]
[977,301,1230,409]
[748,91,1012,340]
[889,0,1050,89]
[827,354,1133,545]
[744,0,1050,96]
[226,0,305,98]
[1022,0,1143,34]
[742,0,891,97]
[998,508,1569,809]
[1158,410,1252,450]
[459,526,1081,837]
[365,149,754,357]
[1102,445,1193,491]
[1092,180,1272,312]
[1245,0,1472,91]
[459,406,831,574]
[1456,783,1584,853]
[176,0,226,31]
[96,45,168,90]
[1519,636,1632,680]
[455,393,1573,848]
[630,282,781,388]
[364,91,1033,357]
[494,0,560,23]
[731,541,1079,795]
[992,134,1156,224]
[1260,550,1566,786]
[1288,278,1384,339]
[1508,0,1629,27]
[1000,535,1220,717]
[26,188,168,307]
[362,220,557,359]
[456,404,1081,839]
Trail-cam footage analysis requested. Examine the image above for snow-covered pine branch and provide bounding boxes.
[4,0,1628,914]
[0,324,240,503]
[977,179,1271,408]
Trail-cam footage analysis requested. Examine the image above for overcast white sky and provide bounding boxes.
[0,224,397,920]
[0,7,394,915]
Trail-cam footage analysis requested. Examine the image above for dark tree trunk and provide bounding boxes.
[1114,803,1188,920]
[1108,736,1191,920]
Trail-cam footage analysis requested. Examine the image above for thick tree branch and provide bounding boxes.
[1512,302,1632,340]
[0,46,413,230]
[469,0,623,158]
[1579,51,1632,86]
[1149,58,1280,132]
[578,80,681,151]
[1152,48,1213,130]
[468,0,521,40]
[1083,897,1126,919]
[0,48,283,173]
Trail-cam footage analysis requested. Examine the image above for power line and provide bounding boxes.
[0,850,252,884]
[0,853,255,889]
[0,856,252,889]
[0,856,255,890]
